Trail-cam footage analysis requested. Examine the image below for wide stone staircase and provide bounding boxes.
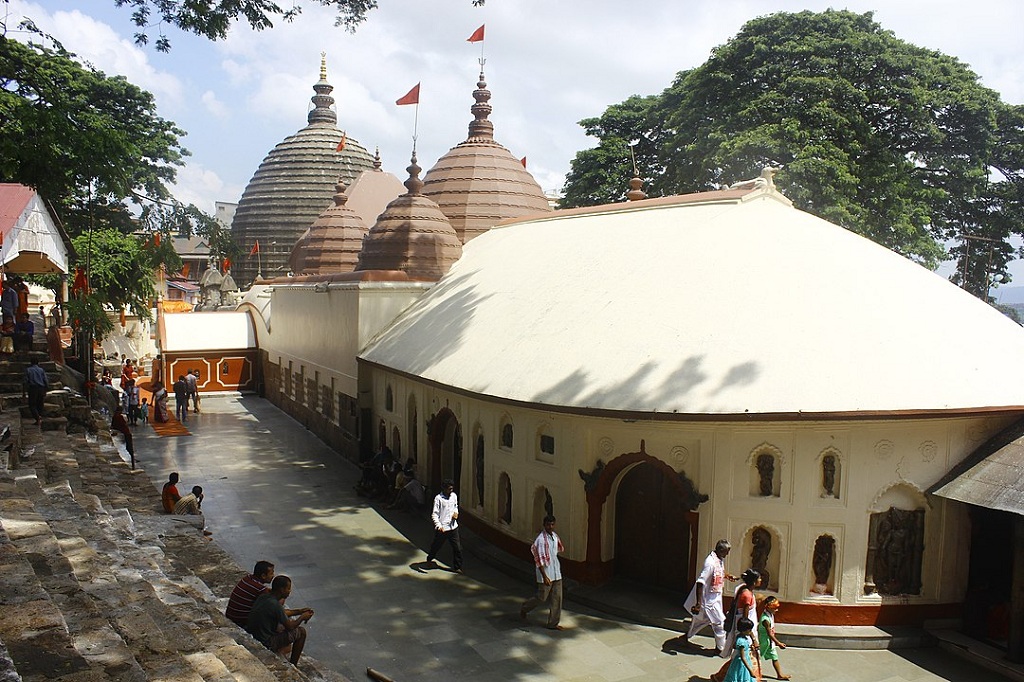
[0,321,351,682]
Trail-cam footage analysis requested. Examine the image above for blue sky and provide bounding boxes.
[5,0,1024,281]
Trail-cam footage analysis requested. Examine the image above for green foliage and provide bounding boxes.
[561,95,666,208]
[113,0,486,50]
[562,10,1024,293]
[0,31,187,218]
[1,19,237,337]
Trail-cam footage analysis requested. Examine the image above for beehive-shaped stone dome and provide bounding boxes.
[289,180,368,274]
[356,154,462,281]
[421,68,551,244]
[231,56,374,286]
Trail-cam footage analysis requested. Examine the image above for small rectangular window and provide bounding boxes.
[540,435,555,455]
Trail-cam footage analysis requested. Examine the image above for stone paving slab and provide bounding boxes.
[128,395,1002,682]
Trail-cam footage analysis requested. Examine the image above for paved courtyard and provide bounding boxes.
[132,395,994,682]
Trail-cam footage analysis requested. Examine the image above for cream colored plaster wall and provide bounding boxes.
[260,283,427,399]
[368,367,1015,606]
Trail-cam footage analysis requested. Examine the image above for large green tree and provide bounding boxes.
[0,21,237,340]
[114,0,484,49]
[562,10,1024,294]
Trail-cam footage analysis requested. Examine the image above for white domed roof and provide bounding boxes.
[360,187,1024,417]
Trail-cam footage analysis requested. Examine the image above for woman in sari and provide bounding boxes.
[152,381,170,422]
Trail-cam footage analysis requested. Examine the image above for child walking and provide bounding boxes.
[758,596,791,680]
[721,617,758,682]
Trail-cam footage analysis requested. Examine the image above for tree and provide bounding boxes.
[113,0,485,50]
[562,10,1024,293]
[1,22,239,341]
[561,95,667,209]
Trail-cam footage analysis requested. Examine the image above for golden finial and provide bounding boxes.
[320,52,327,80]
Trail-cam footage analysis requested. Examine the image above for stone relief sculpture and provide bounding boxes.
[751,526,772,588]
[822,454,837,498]
[864,506,925,596]
[811,535,835,595]
[474,435,485,507]
[756,453,775,496]
[577,459,605,494]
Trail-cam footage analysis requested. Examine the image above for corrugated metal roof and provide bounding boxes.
[929,418,1024,516]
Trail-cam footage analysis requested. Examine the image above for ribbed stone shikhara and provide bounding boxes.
[289,180,368,274]
[356,153,462,281]
[422,67,551,245]
[231,56,374,286]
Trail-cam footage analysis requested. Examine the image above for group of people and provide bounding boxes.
[0,276,31,355]
[172,370,201,422]
[683,539,792,682]
[160,471,211,535]
[225,560,314,666]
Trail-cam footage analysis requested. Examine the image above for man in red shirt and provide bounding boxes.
[225,561,275,627]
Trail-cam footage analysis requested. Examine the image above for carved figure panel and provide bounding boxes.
[810,535,835,595]
[751,526,773,588]
[756,453,775,497]
[864,506,925,596]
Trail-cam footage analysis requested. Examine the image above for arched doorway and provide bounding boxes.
[428,409,463,494]
[613,461,698,593]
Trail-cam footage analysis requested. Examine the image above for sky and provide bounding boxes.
[4,0,1024,280]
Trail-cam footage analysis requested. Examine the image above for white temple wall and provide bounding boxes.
[366,365,1013,608]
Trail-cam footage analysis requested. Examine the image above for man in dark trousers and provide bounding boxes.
[246,575,314,666]
[24,357,47,426]
[173,374,189,422]
[426,479,463,572]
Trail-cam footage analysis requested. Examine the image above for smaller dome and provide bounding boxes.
[199,265,223,288]
[356,154,462,281]
[422,67,551,244]
[290,180,368,274]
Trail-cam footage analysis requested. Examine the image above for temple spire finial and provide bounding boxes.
[308,53,337,125]
[467,65,494,141]
[405,152,423,195]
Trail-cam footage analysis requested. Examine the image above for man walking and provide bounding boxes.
[186,368,200,412]
[24,357,47,426]
[173,374,189,422]
[520,515,565,630]
[246,575,314,666]
[683,539,738,652]
[425,479,462,572]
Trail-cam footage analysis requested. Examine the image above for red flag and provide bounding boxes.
[336,131,347,152]
[520,156,527,168]
[249,240,260,257]
[467,24,485,43]
[396,83,420,106]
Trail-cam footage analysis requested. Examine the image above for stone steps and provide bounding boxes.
[0,414,351,682]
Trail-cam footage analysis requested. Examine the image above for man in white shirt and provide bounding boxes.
[426,479,462,572]
[519,515,565,630]
[683,539,738,652]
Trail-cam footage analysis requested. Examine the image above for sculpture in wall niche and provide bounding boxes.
[499,473,512,524]
[675,469,709,510]
[577,459,605,494]
[811,535,835,595]
[756,453,775,496]
[474,435,485,507]
[751,527,772,588]
[822,454,837,498]
[864,506,925,596]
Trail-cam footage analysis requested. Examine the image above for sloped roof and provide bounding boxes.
[360,187,1024,417]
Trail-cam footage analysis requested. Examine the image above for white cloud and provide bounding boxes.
[201,91,229,119]
[6,0,185,109]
